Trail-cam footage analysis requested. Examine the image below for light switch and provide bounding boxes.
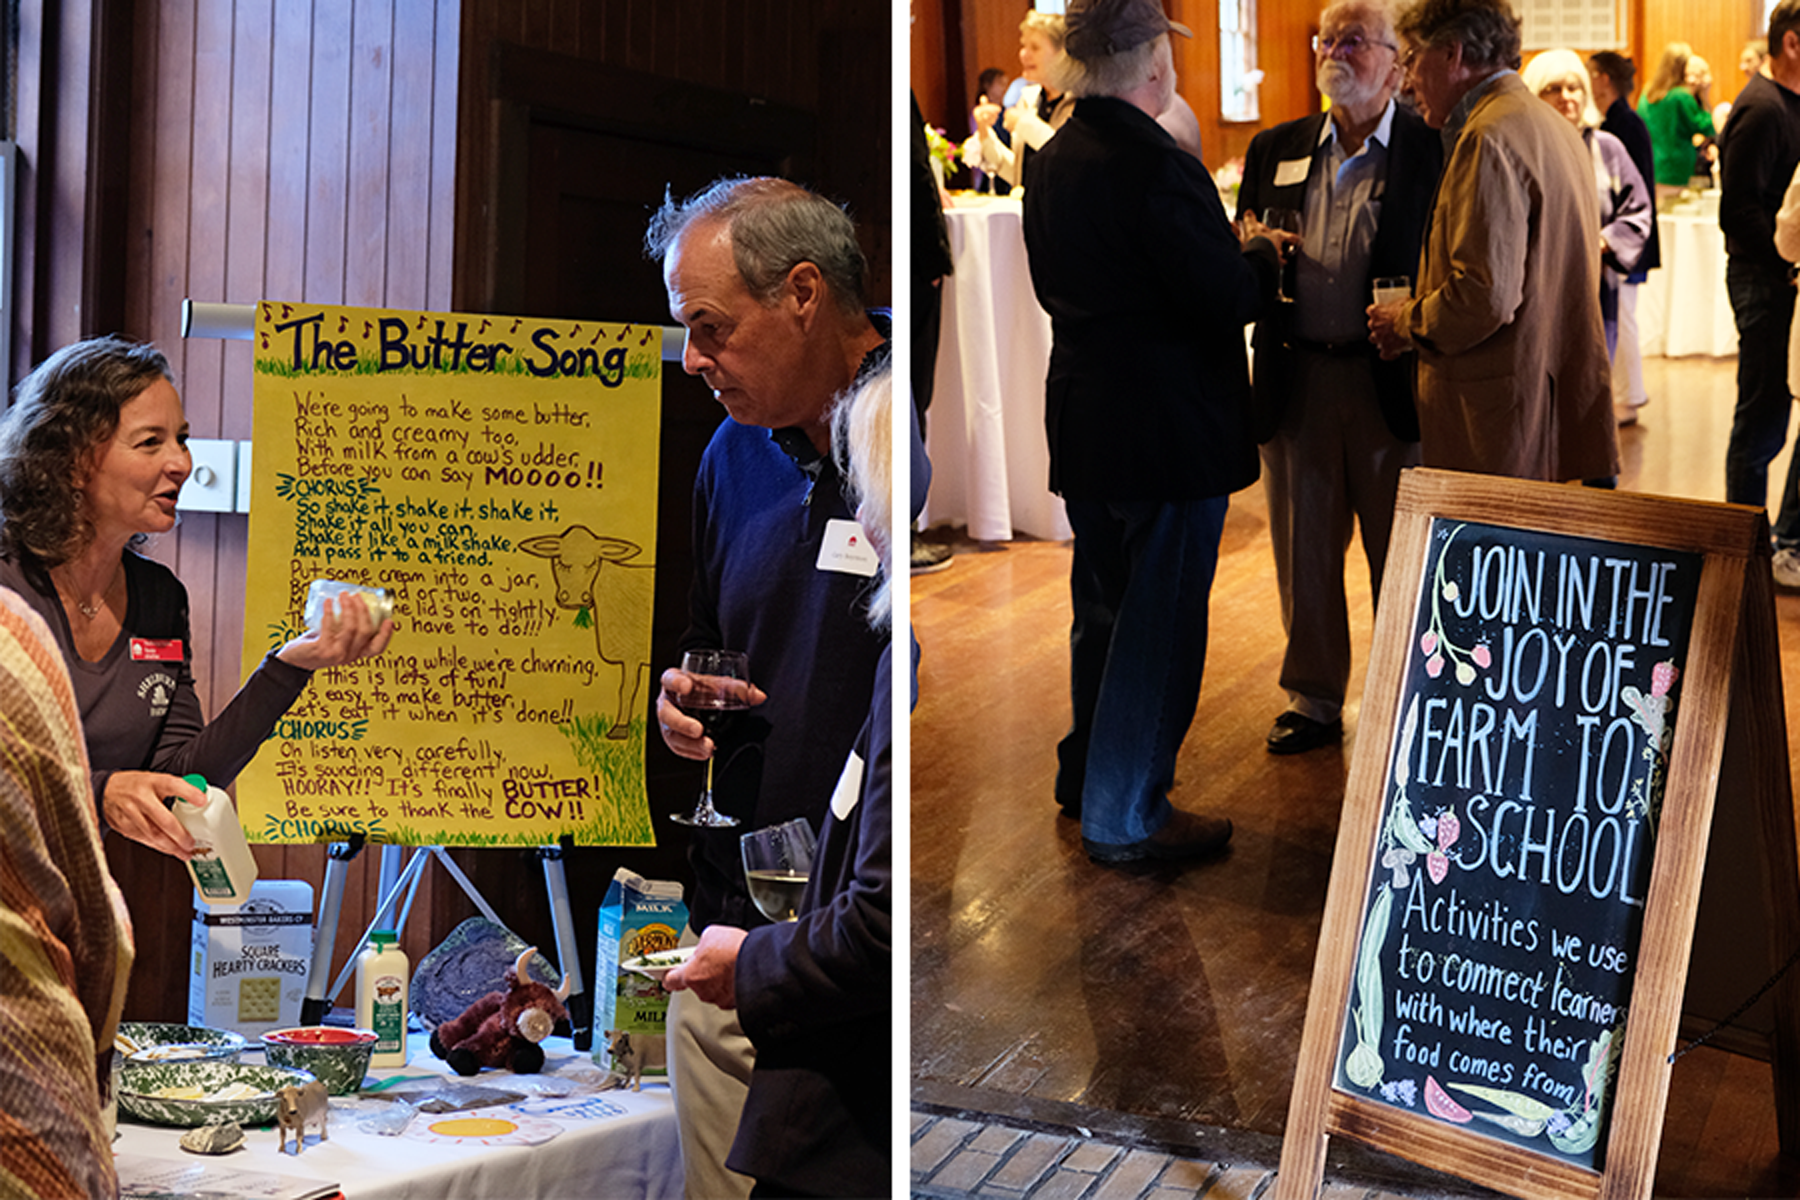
[179,439,238,513]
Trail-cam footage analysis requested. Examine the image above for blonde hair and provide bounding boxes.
[1020,9,1067,50]
[1644,42,1693,105]
[1522,48,1600,128]
[832,361,892,631]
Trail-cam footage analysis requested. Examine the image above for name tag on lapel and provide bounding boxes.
[1274,158,1311,188]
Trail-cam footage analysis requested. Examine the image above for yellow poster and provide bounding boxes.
[237,302,661,846]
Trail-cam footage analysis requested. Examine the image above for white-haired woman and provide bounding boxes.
[1523,48,1653,364]
[965,10,1074,190]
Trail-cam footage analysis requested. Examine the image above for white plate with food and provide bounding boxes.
[621,946,695,982]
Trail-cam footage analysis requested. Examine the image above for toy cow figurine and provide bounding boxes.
[604,1030,667,1091]
[428,947,572,1076]
[275,1079,329,1153]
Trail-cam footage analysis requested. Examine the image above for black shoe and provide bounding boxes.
[1082,810,1233,864]
[1266,711,1343,755]
[911,535,954,575]
[1056,796,1081,819]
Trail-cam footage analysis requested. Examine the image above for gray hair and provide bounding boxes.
[1021,9,1068,50]
[1323,0,1400,43]
[1052,34,1161,98]
[1395,0,1522,71]
[1521,48,1600,127]
[644,176,867,317]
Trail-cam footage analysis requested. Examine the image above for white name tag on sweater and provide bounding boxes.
[817,518,880,577]
[1274,158,1311,187]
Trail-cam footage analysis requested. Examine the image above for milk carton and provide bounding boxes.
[592,869,685,1074]
[188,880,314,1039]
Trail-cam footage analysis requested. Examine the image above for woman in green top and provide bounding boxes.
[1638,42,1716,195]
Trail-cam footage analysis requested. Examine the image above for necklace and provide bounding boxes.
[57,562,121,621]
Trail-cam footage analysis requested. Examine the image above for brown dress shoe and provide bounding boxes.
[1083,809,1233,864]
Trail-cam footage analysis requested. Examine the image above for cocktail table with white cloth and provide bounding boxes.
[112,1032,680,1199]
[922,193,1071,543]
[1638,205,1737,359]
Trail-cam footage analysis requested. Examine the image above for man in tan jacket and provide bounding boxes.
[1368,0,1619,484]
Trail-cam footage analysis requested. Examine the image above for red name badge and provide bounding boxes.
[130,638,184,662]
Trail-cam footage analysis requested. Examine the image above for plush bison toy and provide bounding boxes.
[429,947,572,1076]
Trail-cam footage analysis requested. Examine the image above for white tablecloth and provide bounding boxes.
[113,1033,680,1199]
[1638,211,1737,358]
[922,194,1071,543]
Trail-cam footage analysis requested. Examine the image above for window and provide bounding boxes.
[1517,0,1620,50]
[1220,0,1260,123]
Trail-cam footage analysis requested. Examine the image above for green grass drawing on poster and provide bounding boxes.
[372,715,651,847]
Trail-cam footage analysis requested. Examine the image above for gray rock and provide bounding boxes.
[410,917,562,1029]
[180,1122,245,1154]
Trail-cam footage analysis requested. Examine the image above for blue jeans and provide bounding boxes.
[1057,495,1228,846]
[1725,259,1800,546]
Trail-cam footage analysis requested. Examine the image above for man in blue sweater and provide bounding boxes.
[645,176,887,1200]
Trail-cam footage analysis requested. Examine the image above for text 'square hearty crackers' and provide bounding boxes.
[239,303,662,847]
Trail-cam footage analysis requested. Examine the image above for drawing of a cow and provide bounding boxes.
[518,525,653,738]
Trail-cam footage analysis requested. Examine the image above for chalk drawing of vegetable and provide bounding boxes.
[1622,659,1680,824]
[1343,883,1391,1089]
[1425,805,1460,884]
[1437,1026,1621,1155]
[1448,1081,1555,1138]
[1547,1027,1621,1155]
[1423,1075,1473,1123]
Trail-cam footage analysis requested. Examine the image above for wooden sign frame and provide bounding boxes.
[1276,469,1800,1200]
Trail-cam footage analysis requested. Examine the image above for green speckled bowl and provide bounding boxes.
[118,1060,316,1127]
[116,1021,246,1065]
[260,1026,377,1095]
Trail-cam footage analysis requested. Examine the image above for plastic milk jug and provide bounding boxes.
[173,774,258,906]
[356,931,410,1066]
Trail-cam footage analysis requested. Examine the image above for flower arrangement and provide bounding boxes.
[1213,157,1245,210]
[923,125,960,183]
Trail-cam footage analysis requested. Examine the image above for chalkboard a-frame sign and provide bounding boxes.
[1276,470,1800,1200]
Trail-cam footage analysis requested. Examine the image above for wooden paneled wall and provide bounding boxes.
[914,0,1772,177]
[106,0,461,1021]
[455,0,891,312]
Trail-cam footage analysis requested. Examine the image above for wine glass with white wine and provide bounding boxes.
[670,648,752,828]
[740,818,817,922]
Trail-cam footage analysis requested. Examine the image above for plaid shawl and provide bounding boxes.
[0,588,134,1198]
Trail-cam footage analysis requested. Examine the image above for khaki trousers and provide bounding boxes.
[667,984,755,1200]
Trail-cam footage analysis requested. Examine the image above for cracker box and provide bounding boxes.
[188,879,315,1039]
[592,869,686,1072]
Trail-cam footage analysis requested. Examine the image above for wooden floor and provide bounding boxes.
[909,356,1800,1197]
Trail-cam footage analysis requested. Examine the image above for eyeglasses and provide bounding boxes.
[1312,31,1398,56]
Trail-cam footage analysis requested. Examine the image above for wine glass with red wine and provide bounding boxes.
[670,649,752,827]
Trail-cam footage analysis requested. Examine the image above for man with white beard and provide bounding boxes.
[1236,0,1444,755]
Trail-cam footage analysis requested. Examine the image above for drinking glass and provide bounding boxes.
[670,649,752,828]
[740,818,817,922]
[1264,207,1304,302]
[1373,275,1412,306]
